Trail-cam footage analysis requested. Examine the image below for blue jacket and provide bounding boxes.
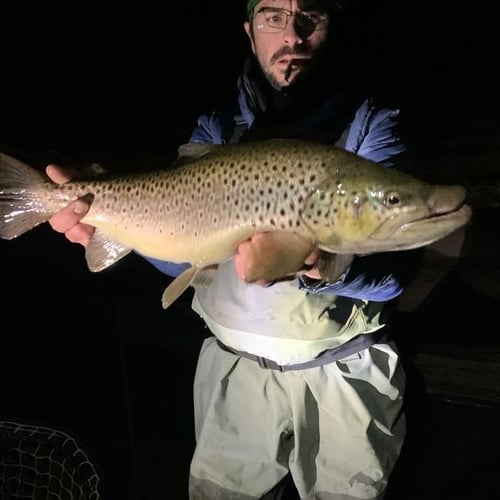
[147,63,421,302]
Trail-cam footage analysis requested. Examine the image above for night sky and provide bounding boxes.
[1,0,499,165]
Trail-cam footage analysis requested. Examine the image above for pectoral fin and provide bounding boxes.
[85,228,132,272]
[191,265,218,288]
[161,265,201,309]
[316,252,354,283]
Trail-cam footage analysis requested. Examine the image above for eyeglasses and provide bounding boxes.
[255,7,328,35]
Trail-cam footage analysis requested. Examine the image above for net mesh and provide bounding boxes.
[0,421,100,500]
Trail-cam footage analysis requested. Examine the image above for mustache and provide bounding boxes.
[270,46,313,65]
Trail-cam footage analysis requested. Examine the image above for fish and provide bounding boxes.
[0,138,472,309]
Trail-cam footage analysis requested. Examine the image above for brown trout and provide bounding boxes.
[0,139,471,308]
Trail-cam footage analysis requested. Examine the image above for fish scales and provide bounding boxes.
[47,141,342,264]
[0,138,472,309]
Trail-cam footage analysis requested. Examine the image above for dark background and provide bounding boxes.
[2,0,499,162]
[1,1,500,499]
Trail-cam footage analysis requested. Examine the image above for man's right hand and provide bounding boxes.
[46,164,95,247]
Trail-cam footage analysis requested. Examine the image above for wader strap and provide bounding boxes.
[216,330,388,372]
[228,114,249,144]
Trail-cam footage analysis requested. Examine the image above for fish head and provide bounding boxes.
[301,162,472,253]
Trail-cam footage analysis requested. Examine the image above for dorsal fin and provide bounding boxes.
[177,142,218,160]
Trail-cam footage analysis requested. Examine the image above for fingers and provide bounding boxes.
[64,223,95,246]
[48,198,88,230]
[235,237,272,285]
[46,164,80,184]
[48,196,94,247]
[45,163,95,247]
[234,239,251,281]
[302,267,322,280]
[304,247,321,266]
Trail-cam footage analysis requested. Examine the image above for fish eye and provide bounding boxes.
[385,192,401,206]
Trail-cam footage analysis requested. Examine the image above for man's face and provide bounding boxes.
[244,0,330,90]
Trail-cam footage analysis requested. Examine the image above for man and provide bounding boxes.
[47,1,421,498]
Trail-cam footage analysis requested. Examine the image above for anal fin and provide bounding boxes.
[85,228,132,272]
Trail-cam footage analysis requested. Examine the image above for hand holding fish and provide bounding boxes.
[235,231,323,285]
[45,164,95,247]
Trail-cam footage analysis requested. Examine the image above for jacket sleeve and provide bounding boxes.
[188,112,224,145]
[298,249,423,301]
[298,101,422,301]
[142,256,191,277]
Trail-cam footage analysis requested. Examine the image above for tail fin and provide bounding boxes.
[0,152,52,239]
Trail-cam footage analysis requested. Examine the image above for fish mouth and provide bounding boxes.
[369,203,472,251]
[399,203,472,235]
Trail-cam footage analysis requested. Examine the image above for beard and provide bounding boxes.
[262,44,323,90]
[262,58,314,90]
